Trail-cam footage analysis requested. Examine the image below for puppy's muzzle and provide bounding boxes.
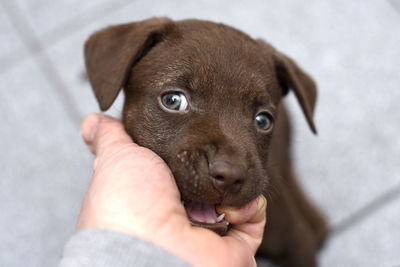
[179,151,248,235]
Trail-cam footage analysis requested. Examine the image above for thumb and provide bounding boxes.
[221,195,267,254]
[81,113,136,156]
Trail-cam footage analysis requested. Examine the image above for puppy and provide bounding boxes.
[84,18,328,267]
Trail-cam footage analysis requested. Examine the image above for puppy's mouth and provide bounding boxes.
[183,200,229,235]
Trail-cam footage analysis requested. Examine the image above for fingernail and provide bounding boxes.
[257,195,267,212]
[81,114,101,144]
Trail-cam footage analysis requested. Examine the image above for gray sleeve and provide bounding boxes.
[58,229,190,267]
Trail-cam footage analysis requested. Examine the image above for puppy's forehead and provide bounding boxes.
[159,21,277,98]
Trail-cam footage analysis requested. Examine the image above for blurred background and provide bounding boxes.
[1,0,399,266]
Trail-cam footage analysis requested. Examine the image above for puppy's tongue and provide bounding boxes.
[184,200,229,235]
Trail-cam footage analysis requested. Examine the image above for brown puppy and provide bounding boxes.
[84,18,328,267]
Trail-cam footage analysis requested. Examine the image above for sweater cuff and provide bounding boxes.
[58,229,189,267]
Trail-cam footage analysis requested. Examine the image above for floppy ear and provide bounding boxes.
[257,40,318,134]
[84,18,173,111]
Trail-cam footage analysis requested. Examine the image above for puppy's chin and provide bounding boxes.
[183,200,230,235]
[179,183,264,235]
[178,185,231,235]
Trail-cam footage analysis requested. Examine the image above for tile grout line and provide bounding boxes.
[330,182,400,237]
[0,0,134,75]
[1,1,83,126]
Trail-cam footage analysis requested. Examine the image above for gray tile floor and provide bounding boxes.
[1,1,399,266]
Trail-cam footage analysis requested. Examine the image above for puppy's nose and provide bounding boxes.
[209,160,246,193]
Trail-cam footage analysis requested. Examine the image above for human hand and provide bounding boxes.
[77,113,267,267]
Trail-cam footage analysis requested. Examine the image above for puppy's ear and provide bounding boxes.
[257,40,317,134]
[84,18,173,111]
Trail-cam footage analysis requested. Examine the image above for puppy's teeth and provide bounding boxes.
[216,213,225,222]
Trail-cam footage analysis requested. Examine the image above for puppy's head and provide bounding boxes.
[84,18,316,233]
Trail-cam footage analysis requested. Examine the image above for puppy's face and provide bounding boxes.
[85,18,316,233]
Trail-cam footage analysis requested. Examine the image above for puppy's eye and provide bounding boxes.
[255,112,273,131]
[161,93,188,111]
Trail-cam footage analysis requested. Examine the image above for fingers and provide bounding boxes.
[217,195,267,225]
[81,113,136,155]
[218,195,267,254]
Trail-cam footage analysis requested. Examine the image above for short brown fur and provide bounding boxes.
[84,18,328,267]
